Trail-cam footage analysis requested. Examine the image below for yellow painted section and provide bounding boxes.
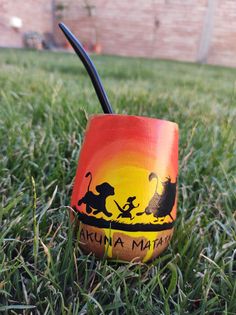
[90,165,175,225]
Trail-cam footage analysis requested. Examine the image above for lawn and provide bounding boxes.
[0,48,235,314]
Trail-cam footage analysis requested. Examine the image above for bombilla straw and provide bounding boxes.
[58,22,114,114]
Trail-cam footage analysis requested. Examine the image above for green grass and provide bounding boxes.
[0,48,235,314]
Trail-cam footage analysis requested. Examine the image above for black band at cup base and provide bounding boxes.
[76,212,175,232]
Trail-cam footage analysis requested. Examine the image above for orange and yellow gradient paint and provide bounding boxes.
[71,114,178,262]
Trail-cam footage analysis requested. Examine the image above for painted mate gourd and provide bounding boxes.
[71,114,178,262]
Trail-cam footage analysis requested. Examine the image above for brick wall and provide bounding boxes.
[208,0,236,67]
[55,0,207,61]
[0,0,53,48]
[55,0,236,67]
[1,0,236,67]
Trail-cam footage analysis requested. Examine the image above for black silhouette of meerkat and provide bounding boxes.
[137,172,177,221]
[78,172,114,217]
[114,196,139,220]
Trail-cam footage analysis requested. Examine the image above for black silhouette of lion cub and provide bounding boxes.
[78,172,114,217]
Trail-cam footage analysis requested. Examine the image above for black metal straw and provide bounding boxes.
[58,23,113,114]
